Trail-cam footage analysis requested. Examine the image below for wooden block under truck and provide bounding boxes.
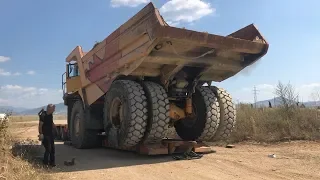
[58,2,269,155]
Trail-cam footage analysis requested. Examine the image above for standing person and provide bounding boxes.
[38,104,56,167]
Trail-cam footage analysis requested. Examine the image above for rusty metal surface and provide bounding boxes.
[228,24,268,43]
[67,2,269,105]
[152,26,266,54]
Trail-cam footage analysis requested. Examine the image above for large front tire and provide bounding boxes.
[174,86,220,141]
[70,100,101,149]
[104,80,148,148]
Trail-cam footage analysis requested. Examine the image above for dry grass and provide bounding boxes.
[2,101,320,179]
[229,104,320,143]
[9,122,38,129]
[10,115,67,122]
[0,120,55,180]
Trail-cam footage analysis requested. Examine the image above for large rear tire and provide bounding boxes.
[142,81,170,144]
[210,86,236,141]
[104,80,148,148]
[70,100,101,149]
[174,86,220,141]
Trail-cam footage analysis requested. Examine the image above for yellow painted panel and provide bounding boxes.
[66,76,81,93]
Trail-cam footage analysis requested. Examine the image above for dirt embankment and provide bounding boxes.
[8,120,320,180]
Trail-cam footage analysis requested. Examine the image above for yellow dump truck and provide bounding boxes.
[60,2,269,155]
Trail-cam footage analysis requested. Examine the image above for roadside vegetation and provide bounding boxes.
[1,81,320,179]
[0,112,53,180]
[230,81,320,143]
[10,115,66,122]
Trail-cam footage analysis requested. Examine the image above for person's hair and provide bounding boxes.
[46,104,55,114]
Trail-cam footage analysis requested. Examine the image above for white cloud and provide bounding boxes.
[0,98,8,104]
[26,70,35,75]
[0,85,62,108]
[297,83,320,102]
[159,0,215,25]
[13,72,21,76]
[0,56,10,63]
[0,69,11,76]
[299,83,320,89]
[0,69,21,76]
[229,83,320,103]
[3,85,23,90]
[0,56,21,76]
[110,0,150,7]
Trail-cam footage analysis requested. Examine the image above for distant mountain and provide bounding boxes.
[254,97,320,108]
[0,106,29,114]
[254,97,283,107]
[303,101,320,107]
[18,103,67,115]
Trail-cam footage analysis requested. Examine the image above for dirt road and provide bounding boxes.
[10,120,320,180]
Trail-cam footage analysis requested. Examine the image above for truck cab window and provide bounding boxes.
[68,63,79,78]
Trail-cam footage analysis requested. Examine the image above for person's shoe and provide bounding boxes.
[49,162,56,167]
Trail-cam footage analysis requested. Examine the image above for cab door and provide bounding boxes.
[66,62,81,93]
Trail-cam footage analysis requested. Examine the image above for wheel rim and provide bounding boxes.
[74,113,80,137]
[109,97,123,129]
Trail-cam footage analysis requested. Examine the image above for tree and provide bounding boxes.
[274,81,299,110]
[310,88,320,108]
[310,88,320,107]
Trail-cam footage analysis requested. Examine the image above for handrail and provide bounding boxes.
[61,72,66,95]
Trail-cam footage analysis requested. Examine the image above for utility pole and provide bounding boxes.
[235,99,240,108]
[253,86,259,108]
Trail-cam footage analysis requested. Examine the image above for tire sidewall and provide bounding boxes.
[104,82,131,147]
[210,86,236,141]
[70,101,85,148]
[141,81,170,143]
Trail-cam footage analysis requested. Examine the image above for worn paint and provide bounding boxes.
[64,2,269,106]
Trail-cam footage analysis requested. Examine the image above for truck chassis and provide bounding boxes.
[59,2,268,156]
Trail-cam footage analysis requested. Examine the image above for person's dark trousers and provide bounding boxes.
[42,136,55,166]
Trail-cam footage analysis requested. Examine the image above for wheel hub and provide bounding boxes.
[181,103,197,128]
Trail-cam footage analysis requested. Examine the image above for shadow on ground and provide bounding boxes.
[12,141,187,173]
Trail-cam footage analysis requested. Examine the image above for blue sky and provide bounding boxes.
[0,0,320,108]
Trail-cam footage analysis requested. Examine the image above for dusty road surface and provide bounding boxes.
[9,120,320,180]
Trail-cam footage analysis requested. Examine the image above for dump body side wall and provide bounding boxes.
[68,2,269,106]
[139,24,269,82]
[77,3,162,105]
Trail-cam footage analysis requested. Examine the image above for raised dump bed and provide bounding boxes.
[62,2,269,155]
